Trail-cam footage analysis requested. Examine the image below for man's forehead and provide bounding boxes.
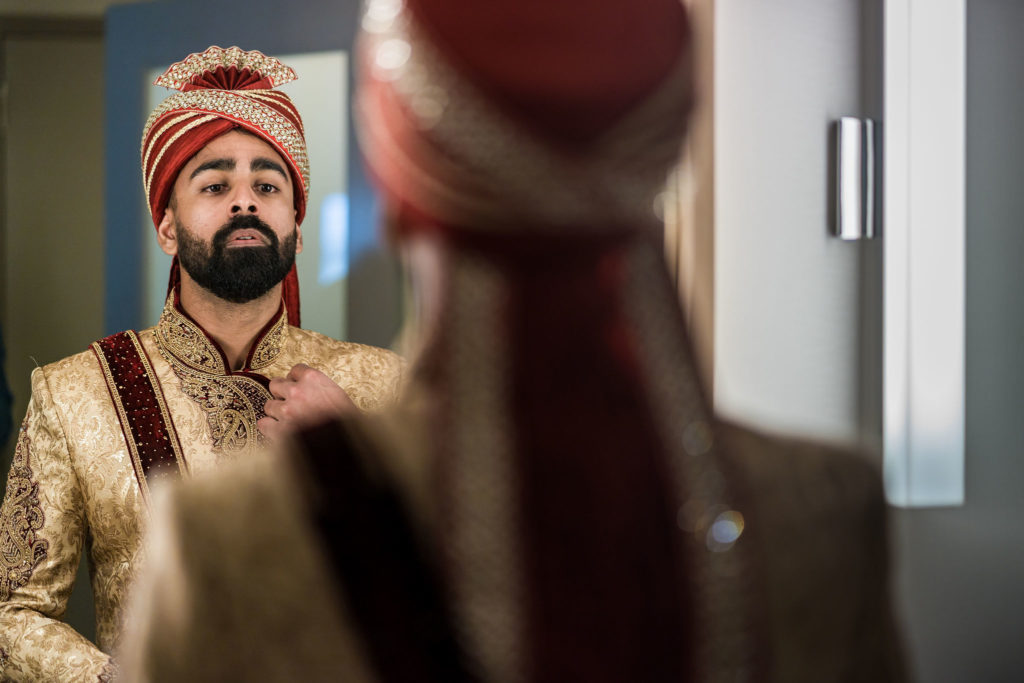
[184,129,287,174]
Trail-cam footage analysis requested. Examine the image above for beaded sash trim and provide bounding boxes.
[92,331,188,504]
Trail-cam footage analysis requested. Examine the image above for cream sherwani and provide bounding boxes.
[0,295,403,681]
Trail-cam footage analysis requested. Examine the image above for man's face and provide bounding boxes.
[156,129,303,303]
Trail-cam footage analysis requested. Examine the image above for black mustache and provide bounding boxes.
[212,215,278,249]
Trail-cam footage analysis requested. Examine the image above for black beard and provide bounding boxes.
[175,214,297,304]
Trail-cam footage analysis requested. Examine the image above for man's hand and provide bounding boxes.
[257,364,356,440]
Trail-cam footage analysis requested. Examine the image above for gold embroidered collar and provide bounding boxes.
[154,291,287,374]
[153,292,288,454]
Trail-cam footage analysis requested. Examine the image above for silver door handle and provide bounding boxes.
[833,116,878,240]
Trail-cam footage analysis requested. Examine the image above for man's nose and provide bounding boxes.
[230,185,258,214]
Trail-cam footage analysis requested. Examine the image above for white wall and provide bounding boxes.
[712,0,880,449]
[892,2,1024,680]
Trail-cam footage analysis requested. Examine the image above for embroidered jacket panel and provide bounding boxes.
[0,319,402,681]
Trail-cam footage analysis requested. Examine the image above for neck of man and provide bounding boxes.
[178,271,283,371]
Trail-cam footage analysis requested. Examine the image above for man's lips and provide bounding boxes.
[225,228,270,247]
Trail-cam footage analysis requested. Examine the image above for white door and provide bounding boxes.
[669,0,885,452]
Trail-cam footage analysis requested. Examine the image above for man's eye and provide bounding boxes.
[203,183,225,193]
[257,183,278,193]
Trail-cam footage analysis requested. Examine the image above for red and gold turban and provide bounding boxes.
[141,46,309,322]
[142,46,309,227]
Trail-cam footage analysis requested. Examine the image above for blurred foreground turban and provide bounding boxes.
[141,46,309,322]
[356,0,693,237]
[352,2,729,682]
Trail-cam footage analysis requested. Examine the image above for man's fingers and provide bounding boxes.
[256,416,281,439]
[263,397,282,419]
[286,363,313,381]
[263,397,295,422]
[263,365,355,438]
[333,386,357,411]
[268,377,293,400]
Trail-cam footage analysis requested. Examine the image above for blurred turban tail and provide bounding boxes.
[339,0,761,680]
[142,46,308,325]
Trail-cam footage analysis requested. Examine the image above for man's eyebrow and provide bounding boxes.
[189,158,235,180]
[251,157,288,178]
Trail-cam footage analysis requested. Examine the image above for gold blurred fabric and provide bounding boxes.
[114,247,904,683]
[0,307,403,682]
[114,391,905,683]
[118,445,380,683]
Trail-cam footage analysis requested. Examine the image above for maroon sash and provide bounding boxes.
[92,331,187,503]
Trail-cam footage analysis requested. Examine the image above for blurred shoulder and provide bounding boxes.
[716,419,885,521]
[154,449,296,544]
[713,422,902,681]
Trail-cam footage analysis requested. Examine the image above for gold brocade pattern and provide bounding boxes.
[141,89,310,196]
[0,414,49,602]
[97,658,118,681]
[165,366,270,455]
[154,296,228,374]
[154,296,279,455]
[250,314,287,371]
[0,314,402,680]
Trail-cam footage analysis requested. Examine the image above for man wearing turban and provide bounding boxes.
[119,1,905,681]
[0,46,403,680]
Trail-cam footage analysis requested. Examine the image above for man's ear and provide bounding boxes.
[295,221,304,256]
[155,207,179,256]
